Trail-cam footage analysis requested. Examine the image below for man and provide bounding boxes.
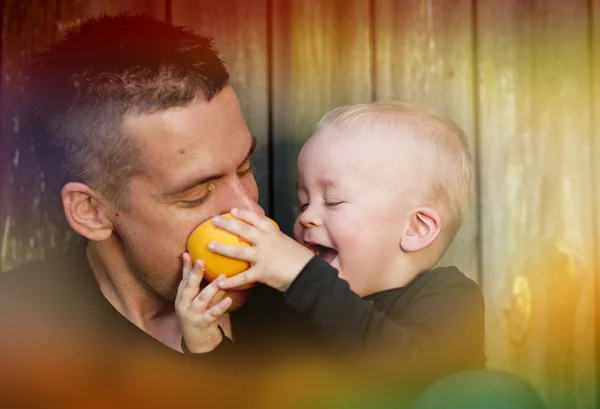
[0,13,293,359]
[1,15,327,408]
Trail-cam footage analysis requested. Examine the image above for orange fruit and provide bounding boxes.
[186,213,278,290]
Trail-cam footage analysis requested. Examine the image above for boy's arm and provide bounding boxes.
[208,209,485,374]
[181,327,237,360]
[283,256,485,374]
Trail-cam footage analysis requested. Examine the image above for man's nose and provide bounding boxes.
[238,193,264,216]
[221,176,264,216]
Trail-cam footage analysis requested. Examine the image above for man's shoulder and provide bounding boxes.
[2,254,55,282]
[0,244,90,301]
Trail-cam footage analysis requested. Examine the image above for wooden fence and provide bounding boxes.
[1,1,598,408]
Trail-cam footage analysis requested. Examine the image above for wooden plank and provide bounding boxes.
[1,0,77,272]
[373,0,478,282]
[0,1,165,272]
[171,0,270,213]
[477,1,596,408]
[593,0,600,402]
[271,0,372,234]
[72,1,166,19]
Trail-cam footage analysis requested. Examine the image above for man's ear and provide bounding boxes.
[61,182,114,241]
[400,207,442,252]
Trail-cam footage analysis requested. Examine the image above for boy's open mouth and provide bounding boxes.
[307,244,338,264]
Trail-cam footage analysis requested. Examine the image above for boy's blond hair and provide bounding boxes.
[316,101,473,243]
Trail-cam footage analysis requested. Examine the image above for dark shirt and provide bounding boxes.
[0,245,484,407]
[283,256,486,398]
[286,256,485,361]
[0,242,315,362]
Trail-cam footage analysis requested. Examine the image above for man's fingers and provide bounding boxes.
[208,241,255,262]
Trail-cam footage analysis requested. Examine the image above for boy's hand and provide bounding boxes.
[175,253,232,353]
[210,208,314,292]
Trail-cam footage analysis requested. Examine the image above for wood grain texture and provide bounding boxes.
[0,0,165,272]
[2,0,63,272]
[73,0,165,18]
[593,0,600,399]
[477,1,596,407]
[373,0,478,282]
[271,0,373,234]
[171,0,270,213]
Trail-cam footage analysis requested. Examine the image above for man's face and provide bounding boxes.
[111,86,263,301]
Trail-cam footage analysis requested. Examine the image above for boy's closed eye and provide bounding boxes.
[297,200,345,212]
[324,200,344,208]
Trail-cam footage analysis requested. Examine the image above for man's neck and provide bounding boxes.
[85,239,183,349]
[85,237,233,350]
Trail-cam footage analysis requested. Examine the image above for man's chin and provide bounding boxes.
[226,288,252,311]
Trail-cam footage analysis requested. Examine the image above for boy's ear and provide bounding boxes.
[400,207,442,252]
[61,182,115,241]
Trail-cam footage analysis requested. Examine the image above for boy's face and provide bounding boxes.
[293,125,419,296]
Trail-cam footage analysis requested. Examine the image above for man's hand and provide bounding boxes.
[209,208,314,292]
[175,253,232,353]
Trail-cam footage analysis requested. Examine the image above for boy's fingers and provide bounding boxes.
[218,270,255,289]
[189,260,205,286]
[181,253,193,280]
[177,254,193,295]
[207,287,226,308]
[212,215,259,243]
[231,208,277,232]
[193,275,225,309]
[179,260,205,303]
[208,241,255,262]
[206,297,232,321]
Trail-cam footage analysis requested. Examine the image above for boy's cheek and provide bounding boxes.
[292,219,304,243]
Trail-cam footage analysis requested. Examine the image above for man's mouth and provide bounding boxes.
[306,243,338,264]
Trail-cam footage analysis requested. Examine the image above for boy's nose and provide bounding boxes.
[298,205,321,228]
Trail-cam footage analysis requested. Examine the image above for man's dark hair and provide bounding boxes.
[26,13,230,210]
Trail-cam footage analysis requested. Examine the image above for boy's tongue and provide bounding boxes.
[312,244,338,263]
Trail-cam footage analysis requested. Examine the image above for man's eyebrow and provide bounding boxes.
[245,134,257,162]
[160,135,257,197]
